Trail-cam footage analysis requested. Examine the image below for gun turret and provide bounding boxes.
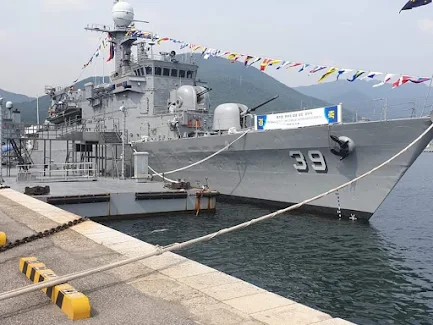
[196,87,212,98]
[246,95,279,114]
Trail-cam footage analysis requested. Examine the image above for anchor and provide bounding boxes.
[330,135,355,161]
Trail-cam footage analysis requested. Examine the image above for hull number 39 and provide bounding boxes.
[289,150,327,173]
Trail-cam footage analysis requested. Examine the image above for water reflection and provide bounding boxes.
[102,202,431,324]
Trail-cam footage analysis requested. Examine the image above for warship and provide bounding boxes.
[14,1,433,220]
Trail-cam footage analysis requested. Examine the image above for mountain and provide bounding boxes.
[5,58,353,123]
[193,55,332,114]
[17,96,51,123]
[295,80,432,120]
[0,89,34,104]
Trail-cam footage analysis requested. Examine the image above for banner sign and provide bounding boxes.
[255,105,342,131]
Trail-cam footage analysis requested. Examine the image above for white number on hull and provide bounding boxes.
[290,151,308,172]
[308,150,327,172]
[289,150,327,173]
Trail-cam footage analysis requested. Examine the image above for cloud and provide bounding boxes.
[41,0,90,12]
[418,19,433,33]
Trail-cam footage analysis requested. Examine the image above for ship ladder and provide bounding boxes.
[110,145,119,179]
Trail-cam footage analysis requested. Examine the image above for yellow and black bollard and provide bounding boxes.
[19,257,91,320]
[0,232,6,246]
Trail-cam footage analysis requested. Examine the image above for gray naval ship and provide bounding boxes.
[26,0,433,221]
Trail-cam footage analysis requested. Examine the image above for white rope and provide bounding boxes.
[150,129,251,179]
[148,166,179,184]
[0,123,431,301]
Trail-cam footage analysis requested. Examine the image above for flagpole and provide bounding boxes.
[36,96,39,125]
[94,56,97,85]
[102,47,105,84]
[421,74,433,116]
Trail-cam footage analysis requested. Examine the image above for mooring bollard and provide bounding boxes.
[0,232,6,246]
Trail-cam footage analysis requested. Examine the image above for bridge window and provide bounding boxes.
[187,71,193,79]
[140,68,145,76]
[155,67,162,75]
[171,69,178,77]
[145,66,153,75]
[163,68,170,76]
[179,70,186,78]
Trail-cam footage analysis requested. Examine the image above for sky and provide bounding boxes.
[1,0,433,97]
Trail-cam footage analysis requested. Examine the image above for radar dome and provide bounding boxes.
[112,1,134,27]
[5,101,13,109]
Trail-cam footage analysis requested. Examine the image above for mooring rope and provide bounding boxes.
[148,166,178,184]
[149,129,251,180]
[0,123,432,301]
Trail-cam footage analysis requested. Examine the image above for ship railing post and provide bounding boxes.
[385,97,388,121]
[120,105,126,180]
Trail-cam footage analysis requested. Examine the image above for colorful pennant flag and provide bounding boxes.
[318,67,338,83]
[373,74,394,87]
[392,75,412,88]
[74,28,432,92]
[347,70,366,82]
[287,62,302,69]
[268,59,282,66]
[400,0,432,13]
[231,55,243,63]
[203,48,213,60]
[309,66,327,75]
[244,56,254,66]
[361,72,382,80]
[227,53,239,61]
[276,61,288,69]
[248,57,262,66]
[409,77,431,84]
[157,37,170,45]
[336,69,352,80]
[260,59,272,71]
[107,42,114,62]
[298,64,310,73]
[214,51,228,58]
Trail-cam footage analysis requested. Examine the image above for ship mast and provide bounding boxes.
[84,1,148,80]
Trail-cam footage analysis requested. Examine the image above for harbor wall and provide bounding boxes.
[0,189,355,325]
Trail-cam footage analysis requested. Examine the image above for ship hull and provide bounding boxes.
[135,117,433,221]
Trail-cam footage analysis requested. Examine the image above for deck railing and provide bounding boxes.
[16,162,97,183]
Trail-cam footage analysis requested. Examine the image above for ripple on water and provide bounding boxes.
[102,154,433,325]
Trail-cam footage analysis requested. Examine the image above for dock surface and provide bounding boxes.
[4,175,179,195]
[0,189,355,325]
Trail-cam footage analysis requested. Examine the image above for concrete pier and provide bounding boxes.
[0,189,356,325]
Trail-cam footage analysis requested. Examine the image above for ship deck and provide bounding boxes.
[4,175,175,196]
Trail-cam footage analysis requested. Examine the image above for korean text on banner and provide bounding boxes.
[255,105,342,131]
